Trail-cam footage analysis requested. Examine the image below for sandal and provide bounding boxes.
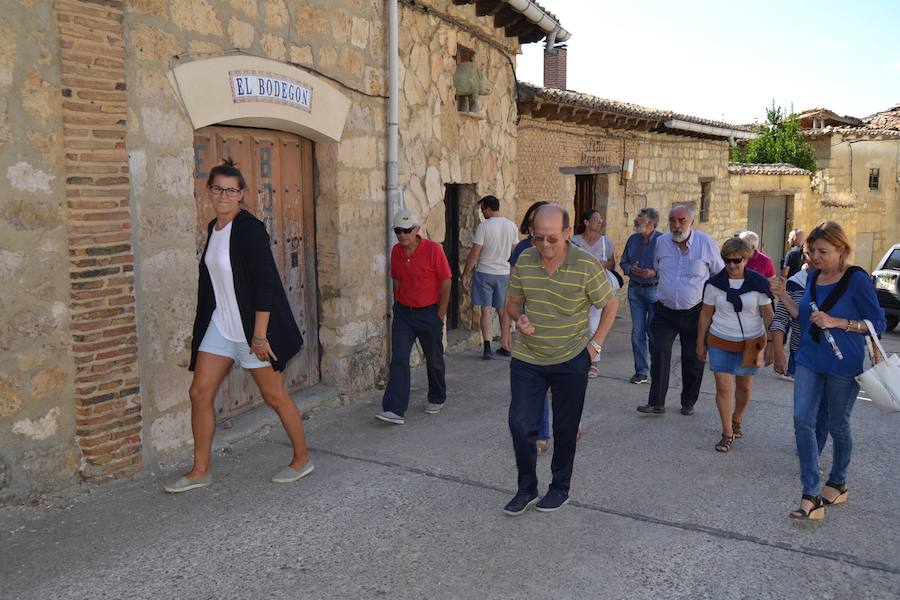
[536,439,549,454]
[822,481,848,506]
[790,494,825,520]
[714,434,734,453]
[731,418,743,439]
[588,364,600,379]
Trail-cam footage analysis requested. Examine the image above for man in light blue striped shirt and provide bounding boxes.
[637,205,724,415]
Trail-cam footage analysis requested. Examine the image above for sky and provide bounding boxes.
[516,0,900,125]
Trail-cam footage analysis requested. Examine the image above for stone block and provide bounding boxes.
[0,20,15,88]
[170,0,223,36]
[30,366,67,400]
[425,165,442,207]
[351,16,368,49]
[294,5,327,36]
[0,375,22,417]
[317,45,337,69]
[129,25,180,63]
[338,47,364,79]
[331,9,350,44]
[424,200,446,243]
[153,149,193,198]
[128,0,166,18]
[13,407,61,440]
[226,0,257,17]
[337,136,376,169]
[141,107,191,146]
[264,0,289,28]
[23,71,57,122]
[260,33,286,61]
[228,17,254,49]
[289,45,313,65]
[187,40,223,55]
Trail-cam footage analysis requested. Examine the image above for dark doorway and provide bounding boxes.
[574,174,597,221]
[443,185,461,330]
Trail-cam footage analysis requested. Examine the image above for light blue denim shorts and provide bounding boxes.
[198,321,271,369]
[471,271,509,310]
[708,345,757,377]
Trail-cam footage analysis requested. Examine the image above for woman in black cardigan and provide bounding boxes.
[165,160,312,493]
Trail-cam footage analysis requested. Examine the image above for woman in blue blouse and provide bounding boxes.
[771,221,886,520]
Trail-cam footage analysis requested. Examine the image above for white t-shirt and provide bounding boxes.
[571,234,616,264]
[572,234,620,291]
[205,221,246,342]
[702,279,772,342]
[473,217,518,275]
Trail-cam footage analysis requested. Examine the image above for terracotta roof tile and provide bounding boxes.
[728,163,811,176]
[518,82,751,133]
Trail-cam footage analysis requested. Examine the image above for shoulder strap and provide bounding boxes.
[818,266,865,313]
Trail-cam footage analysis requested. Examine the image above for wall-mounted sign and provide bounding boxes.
[228,70,313,112]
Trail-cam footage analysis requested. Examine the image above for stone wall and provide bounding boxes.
[396,0,519,331]
[0,0,79,499]
[517,116,730,256]
[808,132,900,270]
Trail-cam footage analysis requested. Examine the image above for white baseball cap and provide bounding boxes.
[393,208,419,229]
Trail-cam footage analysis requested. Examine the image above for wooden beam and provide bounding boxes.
[533,103,561,119]
[494,5,524,28]
[475,0,506,17]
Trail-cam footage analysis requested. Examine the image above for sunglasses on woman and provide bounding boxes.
[723,257,744,264]
[394,227,415,235]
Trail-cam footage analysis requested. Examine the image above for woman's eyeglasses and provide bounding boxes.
[394,227,415,235]
[723,257,744,264]
[209,185,242,198]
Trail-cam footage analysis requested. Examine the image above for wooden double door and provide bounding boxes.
[193,126,319,420]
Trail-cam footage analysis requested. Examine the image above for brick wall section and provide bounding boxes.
[56,0,142,479]
[543,46,567,90]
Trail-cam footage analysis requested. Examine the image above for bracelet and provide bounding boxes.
[252,336,267,344]
[845,320,851,332]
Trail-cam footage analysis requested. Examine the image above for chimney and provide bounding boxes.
[543,44,567,90]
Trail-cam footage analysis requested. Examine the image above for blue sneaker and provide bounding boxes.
[503,491,538,516]
[536,489,569,512]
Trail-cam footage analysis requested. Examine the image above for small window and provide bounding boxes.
[868,168,880,190]
[699,181,711,222]
[454,45,478,113]
[884,249,900,270]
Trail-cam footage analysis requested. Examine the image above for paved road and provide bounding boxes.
[2,317,899,599]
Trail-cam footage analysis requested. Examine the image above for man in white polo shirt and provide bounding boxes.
[461,195,519,360]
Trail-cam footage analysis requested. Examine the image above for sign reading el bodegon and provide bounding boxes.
[228,70,313,112]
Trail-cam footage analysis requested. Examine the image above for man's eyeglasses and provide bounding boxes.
[723,257,744,264]
[209,185,242,198]
[532,235,561,245]
[394,227,415,236]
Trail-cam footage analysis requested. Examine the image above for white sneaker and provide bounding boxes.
[424,402,444,414]
[375,411,405,424]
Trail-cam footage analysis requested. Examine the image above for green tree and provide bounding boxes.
[731,102,817,171]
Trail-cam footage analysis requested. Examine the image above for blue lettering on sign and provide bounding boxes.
[260,182,274,212]
[230,71,313,111]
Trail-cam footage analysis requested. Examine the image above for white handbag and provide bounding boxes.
[856,319,900,413]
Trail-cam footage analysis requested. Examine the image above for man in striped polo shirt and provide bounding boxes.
[503,205,619,515]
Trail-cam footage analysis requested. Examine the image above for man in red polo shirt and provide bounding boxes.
[739,230,776,278]
[376,209,452,425]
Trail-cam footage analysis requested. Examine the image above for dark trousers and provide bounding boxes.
[382,303,446,416]
[648,302,705,409]
[509,350,591,495]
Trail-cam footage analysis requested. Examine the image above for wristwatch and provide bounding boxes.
[589,340,603,354]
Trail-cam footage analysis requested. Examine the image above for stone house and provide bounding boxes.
[799,106,900,270]
[0,0,565,498]
[515,51,757,264]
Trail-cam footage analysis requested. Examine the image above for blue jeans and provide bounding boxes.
[382,303,446,416]
[627,283,657,376]
[509,350,591,495]
[793,363,859,495]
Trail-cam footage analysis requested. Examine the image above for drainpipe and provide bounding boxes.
[386,0,400,350]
